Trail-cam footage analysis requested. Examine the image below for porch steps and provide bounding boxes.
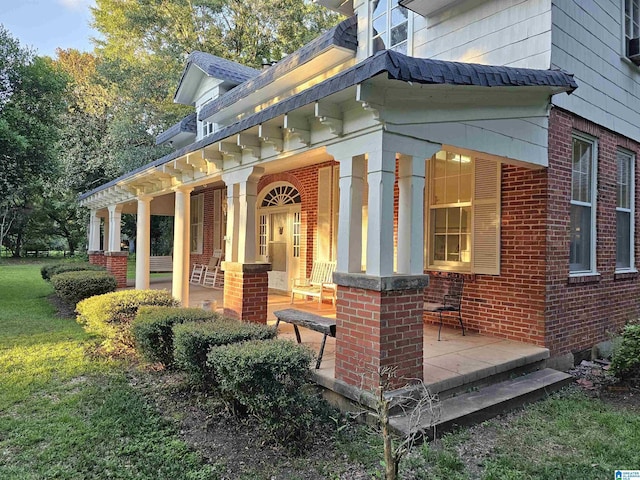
[388,368,573,439]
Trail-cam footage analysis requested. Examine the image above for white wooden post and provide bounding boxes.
[397,154,427,275]
[366,147,396,277]
[88,210,101,251]
[337,155,365,273]
[135,195,152,290]
[172,187,193,306]
[107,204,123,252]
[225,184,240,263]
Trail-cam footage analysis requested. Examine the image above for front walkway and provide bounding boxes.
[142,279,549,395]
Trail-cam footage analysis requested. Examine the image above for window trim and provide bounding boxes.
[623,0,640,56]
[569,132,598,276]
[369,0,414,56]
[616,148,636,273]
[190,194,204,255]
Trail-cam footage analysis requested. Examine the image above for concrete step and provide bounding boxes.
[389,368,573,439]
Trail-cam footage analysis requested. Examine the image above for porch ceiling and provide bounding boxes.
[80,50,577,212]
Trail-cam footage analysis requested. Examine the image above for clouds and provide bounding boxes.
[57,0,94,12]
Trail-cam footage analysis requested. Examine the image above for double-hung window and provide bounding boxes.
[190,194,204,254]
[625,0,639,56]
[569,135,597,274]
[371,0,410,55]
[616,149,635,270]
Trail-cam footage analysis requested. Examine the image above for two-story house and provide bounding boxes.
[80,0,640,390]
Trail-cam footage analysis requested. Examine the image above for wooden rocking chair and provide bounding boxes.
[201,249,224,289]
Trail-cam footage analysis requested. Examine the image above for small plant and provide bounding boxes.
[173,319,276,385]
[610,322,640,381]
[207,339,317,446]
[76,289,178,354]
[131,306,219,367]
[50,270,117,306]
[41,262,104,281]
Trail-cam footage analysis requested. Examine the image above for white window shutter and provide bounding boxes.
[213,189,222,251]
[317,167,332,261]
[472,158,501,275]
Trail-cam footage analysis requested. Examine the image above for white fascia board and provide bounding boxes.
[399,0,468,17]
[314,0,354,16]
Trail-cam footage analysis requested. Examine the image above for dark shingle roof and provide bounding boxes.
[185,51,260,85]
[80,50,577,200]
[198,15,358,121]
[155,112,197,145]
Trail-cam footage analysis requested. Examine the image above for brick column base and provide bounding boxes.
[221,262,271,324]
[105,251,129,288]
[333,273,430,391]
[88,251,107,268]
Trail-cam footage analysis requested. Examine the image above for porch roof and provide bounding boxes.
[155,112,197,146]
[80,50,577,202]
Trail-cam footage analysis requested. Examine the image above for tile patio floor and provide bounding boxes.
[144,278,549,392]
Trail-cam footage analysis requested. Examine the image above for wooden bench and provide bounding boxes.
[274,308,336,369]
[149,255,173,273]
[290,261,337,306]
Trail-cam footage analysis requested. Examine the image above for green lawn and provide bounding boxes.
[0,262,216,479]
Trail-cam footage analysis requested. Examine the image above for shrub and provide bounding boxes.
[174,320,276,385]
[41,262,104,281]
[610,323,640,381]
[76,290,178,354]
[207,339,316,445]
[51,270,117,306]
[131,306,219,366]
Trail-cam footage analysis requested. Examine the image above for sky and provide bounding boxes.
[1,0,98,58]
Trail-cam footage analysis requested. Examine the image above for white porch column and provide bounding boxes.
[107,204,123,252]
[338,155,365,272]
[225,184,240,263]
[172,187,193,306]
[222,167,264,264]
[397,155,426,275]
[366,147,396,277]
[135,195,152,290]
[88,210,101,252]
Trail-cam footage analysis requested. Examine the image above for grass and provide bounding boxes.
[400,389,640,480]
[0,262,215,479]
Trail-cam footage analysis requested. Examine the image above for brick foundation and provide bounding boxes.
[222,262,270,323]
[104,252,128,288]
[334,274,429,391]
[88,251,107,268]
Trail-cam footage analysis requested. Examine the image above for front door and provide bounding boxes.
[257,182,302,292]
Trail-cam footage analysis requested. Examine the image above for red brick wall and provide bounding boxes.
[423,164,548,346]
[223,270,269,323]
[88,252,107,268]
[335,285,424,390]
[544,107,640,356]
[105,253,128,288]
[189,186,224,284]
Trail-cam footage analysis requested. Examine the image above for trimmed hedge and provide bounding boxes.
[173,320,277,385]
[207,339,316,445]
[51,270,117,306]
[610,323,640,381]
[76,290,179,353]
[132,306,220,366]
[41,262,104,281]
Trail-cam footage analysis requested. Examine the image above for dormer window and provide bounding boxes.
[372,0,409,55]
[203,121,215,137]
[625,0,640,63]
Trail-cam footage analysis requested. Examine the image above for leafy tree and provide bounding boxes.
[0,26,68,256]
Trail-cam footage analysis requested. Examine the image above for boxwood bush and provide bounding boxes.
[76,290,179,353]
[173,320,277,385]
[208,339,318,445]
[132,306,220,367]
[51,270,117,306]
[610,323,640,381]
[41,262,104,281]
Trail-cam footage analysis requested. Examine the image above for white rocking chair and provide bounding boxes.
[201,249,224,289]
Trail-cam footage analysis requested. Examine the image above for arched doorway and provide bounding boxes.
[257,182,302,291]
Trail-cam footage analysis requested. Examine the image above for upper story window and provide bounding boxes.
[625,0,640,61]
[202,121,215,137]
[372,0,410,55]
[569,134,598,274]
